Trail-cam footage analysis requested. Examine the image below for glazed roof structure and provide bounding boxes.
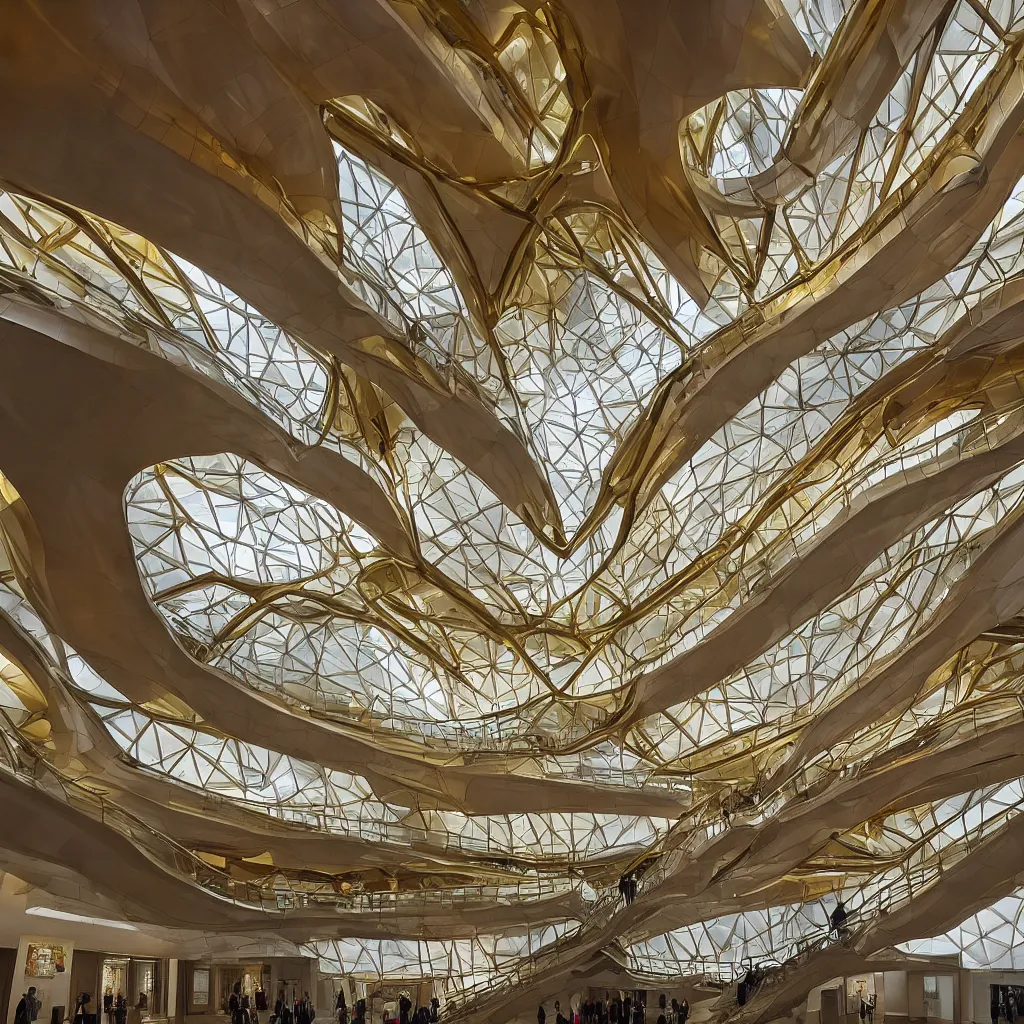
[3,0,1024,1019]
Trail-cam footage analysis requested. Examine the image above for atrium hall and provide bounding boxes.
[3,1,1024,1023]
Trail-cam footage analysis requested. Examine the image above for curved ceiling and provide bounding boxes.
[2,0,1024,1019]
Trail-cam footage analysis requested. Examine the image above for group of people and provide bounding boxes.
[647,995,689,1024]
[538,992,690,1024]
[102,990,128,1024]
[395,993,439,1024]
[332,991,439,1024]
[993,991,1020,1024]
[333,993,366,1024]
[268,990,311,1024]
[229,983,265,1024]
[75,991,146,1024]
[19,987,156,1024]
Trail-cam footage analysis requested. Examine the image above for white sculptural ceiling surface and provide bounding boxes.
[4,0,1024,1019]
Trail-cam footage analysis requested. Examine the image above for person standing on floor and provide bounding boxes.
[14,988,39,1024]
[73,993,92,1024]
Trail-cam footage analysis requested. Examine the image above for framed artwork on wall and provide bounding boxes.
[26,944,67,978]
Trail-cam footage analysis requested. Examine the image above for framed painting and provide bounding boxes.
[25,944,67,978]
